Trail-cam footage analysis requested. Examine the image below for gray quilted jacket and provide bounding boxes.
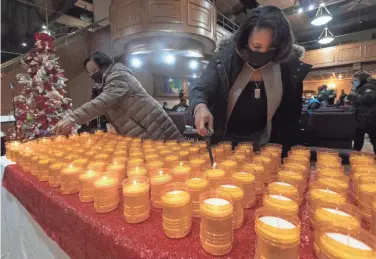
[69,63,181,140]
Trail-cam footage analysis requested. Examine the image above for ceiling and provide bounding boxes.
[2,0,376,64]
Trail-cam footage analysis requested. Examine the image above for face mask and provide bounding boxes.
[246,48,276,68]
[352,81,360,88]
[91,71,103,84]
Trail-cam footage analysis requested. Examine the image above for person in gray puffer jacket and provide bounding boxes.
[348,70,376,153]
[52,51,181,140]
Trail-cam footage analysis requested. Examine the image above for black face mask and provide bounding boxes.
[91,71,103,84]
[246,48,276,69]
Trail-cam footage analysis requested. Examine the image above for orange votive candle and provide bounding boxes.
[144,154,160,163]
[171,163,192,182]
[30,154,39,176]
[94,175,119,213]
[243,162,265,195]
[315,224,376,259]
[93,153,110,162]
[278,170,305,195]
[186,177,209,217]
[254,155,273,181]
[79,170,99,202]
[179,151,190,161]
[255,207,301,259]
[309,188,347,216]
[161,183,192,238]
[49,162,64,188]
[312,203,361,232]
[61,164,82,194]
[263,193,299,215]
[200,190,234,256]
[218,160,238,181]
[205,168,225,190]
[268,180,300,204]
[231,172,256,208]
[127,166,147,177]
[127,158,144,168]
[106,162,126,187]
[146,160,164,177]
[218,184,244,229]
[189,158,206,178]
[72,158,89,168]
[150,170,173,208]
[37,158,51,182]
[164,155,180,168]
[123,176,150,223]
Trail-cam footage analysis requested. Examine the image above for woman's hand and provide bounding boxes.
[194,103,214,136]
[51,119,75,136]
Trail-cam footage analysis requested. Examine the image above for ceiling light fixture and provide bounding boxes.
[42,24,47,29]
[298,8,303,14]
[189,60,198,70]
[318,27,335,44]
[21,42,27,47]
[308,4,315,11]
[311,2,332,26]
[193,73,197,78]
[165,54,175,65]
[130,57,142,68]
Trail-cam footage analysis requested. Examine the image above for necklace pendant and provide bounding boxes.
[254,88,261,99]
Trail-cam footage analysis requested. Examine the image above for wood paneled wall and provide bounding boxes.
[302,40,376,69]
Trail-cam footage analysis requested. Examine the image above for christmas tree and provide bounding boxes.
[13,32,72,140]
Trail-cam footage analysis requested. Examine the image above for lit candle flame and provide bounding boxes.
[159,170,163,175]
[179,162,183,166]
[212,162,216,169]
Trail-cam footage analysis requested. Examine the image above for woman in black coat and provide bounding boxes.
[189,6,312,155]
[348,71,376,153]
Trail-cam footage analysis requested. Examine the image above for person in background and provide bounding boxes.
[307,96,320,114]
[327,88,337,106]
[52,51,181,140]
[334,89,348,107]
[189,6,312,154]
[172,99,189,112]
[162,102,171,112]
[348,71,376,153]
[317,85,329,105]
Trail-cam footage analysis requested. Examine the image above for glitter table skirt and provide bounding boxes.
[2,164,323,259]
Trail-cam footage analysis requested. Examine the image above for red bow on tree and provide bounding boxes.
[34,32,53,48]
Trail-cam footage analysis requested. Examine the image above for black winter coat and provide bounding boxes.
[348,78,376,129]
[189,43,312,155]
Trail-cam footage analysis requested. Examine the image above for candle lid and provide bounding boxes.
[325,233,372,250]
[204,198,230,206]
[259,216,296,229]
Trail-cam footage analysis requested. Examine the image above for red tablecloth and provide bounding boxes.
[3,164,318,259]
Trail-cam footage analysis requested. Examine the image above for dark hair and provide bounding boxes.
[83,51,113,70]
[322,85,328,89]
[234,6,295,63]
[353,70,372,86]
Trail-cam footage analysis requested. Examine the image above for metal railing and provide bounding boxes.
[217,11,239,34]
[1,17,109,72]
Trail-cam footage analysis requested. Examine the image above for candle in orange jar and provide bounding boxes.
[218,160,238,181]
[186,177,209,217]
[278,170,305,195]
[205,167,225,190]
[93,153,109,162]
[87,161,106,174]
[127,158,144,168]
[106,161,126,187]
[30,154,40,176]
[242,162,265,195]
[164,155,180,168]
[254,155,272,181]
[315,225,376,259]
[145,154,160,163]
[37,158,51,182]
[254,207,301,259]
[267,179,300,203]
[231,172,256,208]
[61,164,82,194]
[189,158,206,178]
[123,176,150,223]
[218,184,244,229]
[161,183,192,238]
[49,162,64,187]
[94,175,119,213]
[180,141,193,149]
[150,170,173,208]
[129,152,144,160]
[263,192,299,215]
[127,166,147,177]
[72,158,89,169]
[160,150,173,158]
[213,146,225,161]
[79,170,99,202]
[312,203,361,231]
[145,160,164,177]
[309,187,347,217]
[200,190,234,256]
[177,150,189,161]
[171,163,192,182]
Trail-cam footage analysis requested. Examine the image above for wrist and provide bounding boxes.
[194,103,207,116]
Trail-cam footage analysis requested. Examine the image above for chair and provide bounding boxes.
[307,111,357,163]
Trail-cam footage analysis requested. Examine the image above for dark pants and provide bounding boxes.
[354,127,376,154]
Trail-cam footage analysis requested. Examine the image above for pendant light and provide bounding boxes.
[318,27,335,44]
[311,3,332,26]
